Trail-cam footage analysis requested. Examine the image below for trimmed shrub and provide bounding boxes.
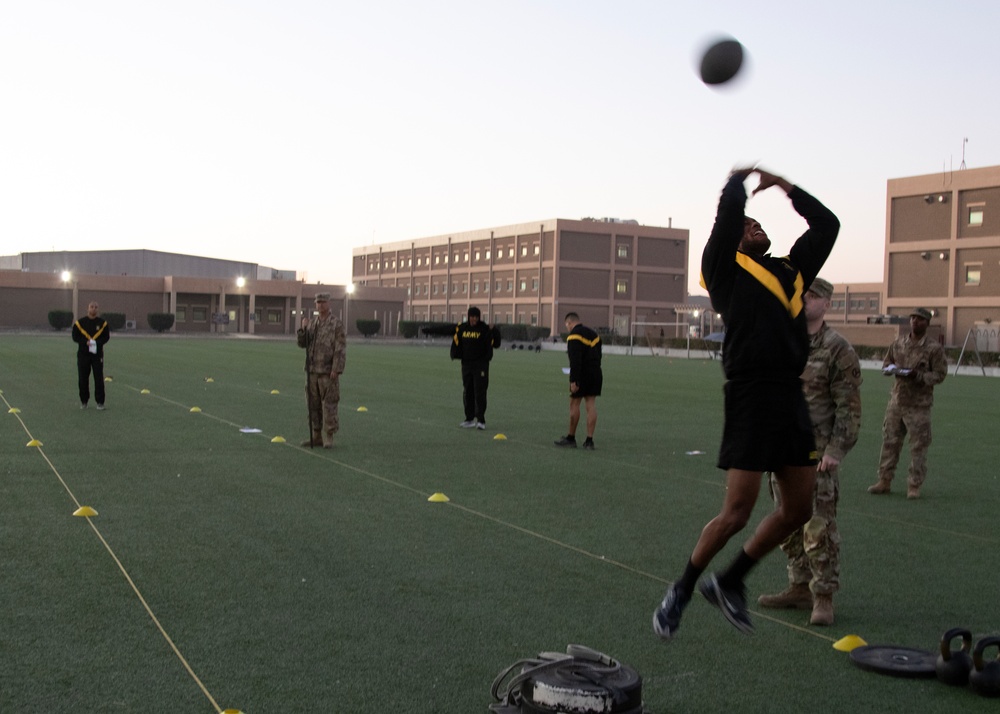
[48,310,74,330]
[398,320,422,338]
[147,313,175,333]
[103,312,126,331]
[421,322,457,337]
[356,319,381,337]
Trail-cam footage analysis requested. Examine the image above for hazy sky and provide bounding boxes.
[4,1,998,294]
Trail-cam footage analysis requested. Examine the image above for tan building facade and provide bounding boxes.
[352,218,690,335]
[884,164,1000,345]
[0,250,405,336]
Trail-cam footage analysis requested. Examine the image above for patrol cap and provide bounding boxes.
[314,292,331,302]
[467,306,481,318]
[910,307,932,321]
[807,277,834,299]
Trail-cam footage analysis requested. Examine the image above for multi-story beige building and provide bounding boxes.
[352,218,689,335]
[885,164,1000,346]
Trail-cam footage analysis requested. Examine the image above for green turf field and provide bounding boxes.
[2,334,998,713]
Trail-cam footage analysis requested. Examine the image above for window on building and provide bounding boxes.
[508,247,515,258]
[617,244,629,259]
[473,281,479,293]
[506,279,513,292]
[254,309,263,323]
[433,284,438,295]
[454,253,460,263]
[969,206,984,227]
[192,307,207,322]
[176,306,186,322]
[496,280,502,292]
[452,282,458,294]
[616,279,628,294]
[521,245,528,256]
[444,255,449,263]
[966,264,982,286]
[462,282,467,294]
[532,277,539,291]
[435,255,440,265]
[517,312,525,324]
[533,244,539,255]
[494,313,501,324]
[868,298,879,310]
[484,281,490,293]
[519,278,527,291]
[530,313,537,325]
[485,250,491,260]
[268,310,282,324]
[475,251,480,261]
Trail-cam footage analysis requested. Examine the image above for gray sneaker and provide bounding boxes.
[476,421,486,430]
[96,404,106,411]
[699,573,753,634]
[459,420,477,428]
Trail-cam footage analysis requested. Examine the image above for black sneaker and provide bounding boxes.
[699,573,753,634]
[583,438,595,450]
[554,435,577,448]
[653,584,690,640]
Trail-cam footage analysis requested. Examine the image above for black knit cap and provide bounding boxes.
[468,307,481,319]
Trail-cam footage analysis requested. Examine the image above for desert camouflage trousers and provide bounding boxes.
[877,400,932,488]
[306,373,340,445]
[769,460,841,595]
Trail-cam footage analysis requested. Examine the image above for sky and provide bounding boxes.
[3,1,999,296]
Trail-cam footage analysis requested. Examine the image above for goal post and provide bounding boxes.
[629,321,689,355]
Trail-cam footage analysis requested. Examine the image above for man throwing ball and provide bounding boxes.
[653,167,840,639]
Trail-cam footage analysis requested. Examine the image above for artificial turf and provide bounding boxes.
[1,333,998,713]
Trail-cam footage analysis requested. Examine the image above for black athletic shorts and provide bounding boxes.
[717,377,817,472]
[572,368,603,398]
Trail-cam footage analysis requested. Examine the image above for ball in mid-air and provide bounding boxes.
[699,38,744,85]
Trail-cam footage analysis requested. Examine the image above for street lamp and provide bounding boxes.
[235,277,246,332]
[61,271,74,314]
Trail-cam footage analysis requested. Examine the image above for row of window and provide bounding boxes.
[175,306,283,324]
[409,277,541,296]
[413,312,539,326]
[367,244,541,272]
[830,299,880,311]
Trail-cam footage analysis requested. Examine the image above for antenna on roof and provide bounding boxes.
[960,137,968,170]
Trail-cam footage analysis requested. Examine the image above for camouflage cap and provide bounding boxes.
[807,277,834,299]
[910,307,932,320]
[314,292,331,302]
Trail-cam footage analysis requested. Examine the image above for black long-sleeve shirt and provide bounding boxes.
[71,315,111,357]
[450,321,500,363]
[701,175,840,382]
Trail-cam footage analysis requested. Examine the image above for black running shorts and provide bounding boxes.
[717,378,817,471]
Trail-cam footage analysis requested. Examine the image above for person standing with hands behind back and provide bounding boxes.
[72,301,110,410]
[297,293,346,448]
[554,312,602,450]
[653,166,840,640]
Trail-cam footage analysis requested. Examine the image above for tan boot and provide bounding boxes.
[758,583,813,610]
[867,479,892,495]
[907,485,921,500]
[810,594,834,626]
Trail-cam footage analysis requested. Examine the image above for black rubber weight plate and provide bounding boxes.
[849,645,937,678]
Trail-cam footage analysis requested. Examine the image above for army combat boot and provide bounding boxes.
[810,594,834,626]
[757,583,812,610]
[867,478,892,495]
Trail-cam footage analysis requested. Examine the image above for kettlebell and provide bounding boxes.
[936,628,973,686]
[970,636,1000,698]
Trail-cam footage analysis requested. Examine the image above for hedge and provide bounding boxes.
[147,313,176,333]
[356,319,381,337]
[48,310,74,330]
[102,312,126,331]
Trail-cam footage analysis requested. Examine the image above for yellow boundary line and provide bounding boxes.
[2,390,228,714]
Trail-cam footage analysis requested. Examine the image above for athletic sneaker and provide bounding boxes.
[554,435,577,447]
[476,421,486,430]
[80,403,88,410]
[583,438,595,450]
[96,404,106,411]
[459,420,477,428]
[699,573,753,634]
[653,584,690,640]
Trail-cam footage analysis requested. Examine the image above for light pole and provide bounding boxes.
[61,270,76,316]
[236,277,246,333]
[345,283,355,336]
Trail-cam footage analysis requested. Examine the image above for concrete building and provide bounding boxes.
[352,217,690,336]
[884,164,1000,347]
[0,249,405,336]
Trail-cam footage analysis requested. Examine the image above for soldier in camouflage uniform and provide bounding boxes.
[868,307,947,499]
[297,293,347,448]
[758,277,862,626]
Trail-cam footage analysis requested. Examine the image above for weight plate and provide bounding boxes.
[849,645,937,679]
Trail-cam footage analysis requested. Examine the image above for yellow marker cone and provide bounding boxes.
[73,506,98,517]
[205,377,214,383]
[270,389,280,395]
[221,709,245,714]
[357,406,368,412]
[26,439,42,447]
[271,436,286,443]
[8,407,21,413]
[190,407,202,413]
[493,433,507,440]
[140,389,150,394]
[833,635,868,652]
[428,492,450,503]
[104,376,112,382]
